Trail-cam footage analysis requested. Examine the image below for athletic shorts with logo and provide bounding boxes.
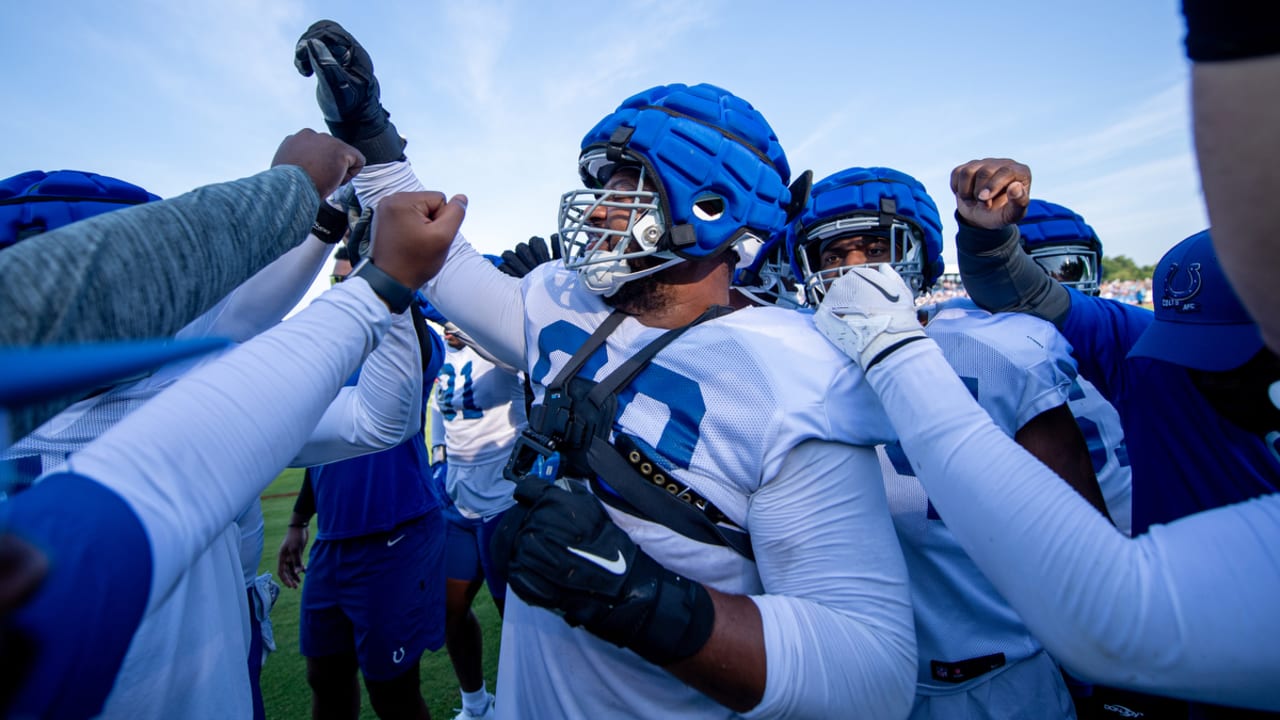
[299,510,445,680]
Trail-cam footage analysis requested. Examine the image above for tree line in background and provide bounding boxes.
[1102,255,1157,281]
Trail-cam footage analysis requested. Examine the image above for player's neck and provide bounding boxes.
[635,261,732,329]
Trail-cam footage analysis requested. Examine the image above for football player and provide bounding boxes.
[433,317,527,720]
[813,259,1280,712]
[790,167,1105,719]
[946,157,1280,715]
[1014,201,1134,536]
[299,20,919,719]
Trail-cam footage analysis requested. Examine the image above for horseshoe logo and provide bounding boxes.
[1163,261,1202,302]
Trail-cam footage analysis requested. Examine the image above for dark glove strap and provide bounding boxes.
[328,119,406,165]
[626,565,715,666]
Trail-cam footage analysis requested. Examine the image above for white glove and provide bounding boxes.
[814,265,928,371]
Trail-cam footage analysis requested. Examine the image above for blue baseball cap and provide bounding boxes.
[1127,230,1262,371]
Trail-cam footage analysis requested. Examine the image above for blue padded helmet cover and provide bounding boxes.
[1018,199,1102,258]
[792,166,945,288]
[0,170,160,249]
[579,83,793,259]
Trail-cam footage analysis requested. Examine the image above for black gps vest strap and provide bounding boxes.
[585,306,733,407]
[547,311,627,390]
[587,437,754,559]
[535,304,754,560]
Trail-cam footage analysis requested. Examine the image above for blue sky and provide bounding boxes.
[3,0,1199,276]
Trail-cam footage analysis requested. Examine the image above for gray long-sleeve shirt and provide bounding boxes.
[0,165,320,438]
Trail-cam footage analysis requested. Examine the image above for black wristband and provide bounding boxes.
[328,117,407,166]
[312,203,350,244]
[288,522,308,529]
[350,257,415,314]
[1184,0,1280,62]
[866,335,930,372]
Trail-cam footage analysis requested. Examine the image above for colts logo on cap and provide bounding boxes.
[1161,262,1202,313]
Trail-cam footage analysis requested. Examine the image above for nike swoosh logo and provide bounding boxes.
[387,534,406,547]
[567,546,627,575]
[862,274,900,303]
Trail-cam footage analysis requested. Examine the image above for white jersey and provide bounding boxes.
[880,299,1075,709]
[495,261,909,719]
[1065,376,1133,535]
[437,342,526,515]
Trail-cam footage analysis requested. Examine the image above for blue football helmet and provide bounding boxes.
[789,167,944,305]
[732,231,803,308]
[1017,199,1102,296]
[0,170,160,249]
[558,83,793,296]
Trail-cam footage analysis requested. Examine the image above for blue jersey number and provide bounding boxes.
[437,361,483,420]
[534,321,705,470]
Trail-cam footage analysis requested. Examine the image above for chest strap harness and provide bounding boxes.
[504,307,754,560]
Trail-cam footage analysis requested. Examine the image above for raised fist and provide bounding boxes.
[950,158,1032,230]
[270,129,364,199]
[294,20,405,164]
[369,191,468,289]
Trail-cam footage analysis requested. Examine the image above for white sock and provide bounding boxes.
[461,685,490,714]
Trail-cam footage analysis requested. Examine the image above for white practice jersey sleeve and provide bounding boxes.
[868,340,1280,711]
[352,159,526,369]
[178,234,331,344]
[66,278,393,614]
[289,306,423,466]
[745,440,917,720]
[921,299,1074,432]
[1066,375,1133,535]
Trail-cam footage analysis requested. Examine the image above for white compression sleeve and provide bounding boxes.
[67,280,392,613]
[743,439,916,720]
[353,160,526,369]
[868,340,1280,711]
[196,235,332,342]
[290,302,422,466]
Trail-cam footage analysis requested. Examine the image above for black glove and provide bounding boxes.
[294,20,406,164]
[491,476,715,666]
[498,235,561,278]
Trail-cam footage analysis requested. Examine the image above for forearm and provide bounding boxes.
[868,340,1280,709]
[0,165,321,438]
[666,591,764,712]
[290,304,422,466]
[352,160,527,368]
[200,235,333,342]
[66,280,391,611]
[292,470,317,519]
[955,220,1071,325]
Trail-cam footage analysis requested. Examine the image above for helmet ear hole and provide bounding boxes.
[692,193,726,222]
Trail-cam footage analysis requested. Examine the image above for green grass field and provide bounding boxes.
[256,468,502,720]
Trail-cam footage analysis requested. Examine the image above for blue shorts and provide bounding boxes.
[443,503,508,603]
[299,510,445,681]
